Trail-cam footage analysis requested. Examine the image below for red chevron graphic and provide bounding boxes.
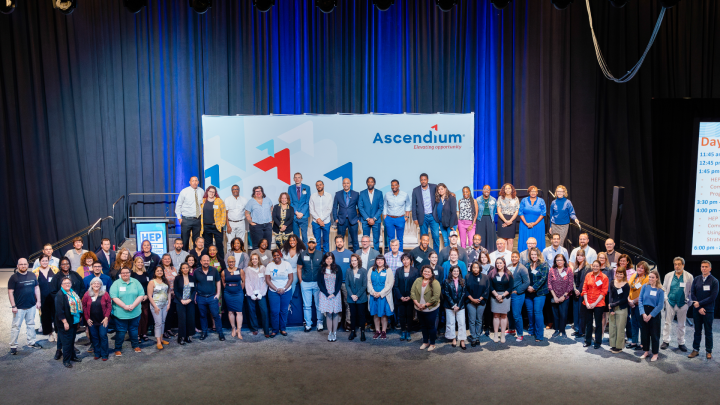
[254,148,291,184]
[431,124,438,131]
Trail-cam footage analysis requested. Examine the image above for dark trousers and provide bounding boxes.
[175,301,196,339]
[197,295,222,334]
[551,299,570,333]
[419,308,439,345]
[572,296,585,332]
[337,221,359,251]
[692,309,714,353]
[584,305,604,345]
[114,316,140,351]
[249,222,272,249]
[164,300,177,332]
[59,322,77,364]
[641,305,662,354]
[40,295,54,334]
[88,323,109,359]
[397,299,414,331]
[348,302,367,331]
[138,300,150,337]
[247,296,270,335]
[181,216,201,251]
[54,318,64,351]
[203,224,224,261]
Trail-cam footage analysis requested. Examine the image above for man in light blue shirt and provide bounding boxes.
[542,233,569,265]
[383,180,411,251]
[175,176,205,250]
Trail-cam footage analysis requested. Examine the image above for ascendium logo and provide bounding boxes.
[372,126,464,145]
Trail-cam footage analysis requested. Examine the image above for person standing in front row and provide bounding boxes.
[475,185,497,251]
[465,262,490,346]
[346,254,368,341]
[245,254,270,338]
[55,278,83,368]
[8,258,42,355]
[518,185,546,253]
[661,257,693,352]
[489,258,514,343]
[549,185,580,247]
[496,183,520,252]
[582,260,608,349]
[173,263,196,344]
[299,237,324,332]
[223,256,245,340]
[110,268,144,356]
[638,270,664,361]
[688,260,719,360]
[443,266,468,349]
[368,256,394,340]
[394,254,419,342]
[309,180,333,253]
[332,178,360,252]
[358,177,384,250]
[289,173,311,243]
[82,277,111,360]
[548,254,573,338]
[608,268,630,354]
[412,173,439,249]
[225,184,249,253]
[412,266,442,351]
[384,179,411,251]
[195,255,225,341]
[245,186,274,250]
[318,253,343,342]
[266,250,294,337]
[457,187,478,249]
[525,248,549,342]
[175,176,205,251]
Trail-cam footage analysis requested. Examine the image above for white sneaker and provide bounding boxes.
[332,332,337,341]
[48,333,56,342]
[327,333,332,342]
[317,325,324,332]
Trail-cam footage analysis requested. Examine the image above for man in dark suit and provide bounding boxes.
[288,172,311,243]
[358,176,384,250]
[411,173,439,249]
[332,178,360,251]
[95,238,116,276]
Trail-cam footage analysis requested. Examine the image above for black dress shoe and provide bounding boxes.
[64,363,73,368]
[54,350,63,360]
[74,348,80,355]
[199,332,208,340]
[678,344,688,352]
[184,337,193,344]
[661,342,669,350]
[626,343,636,349]
[219,334,226,341]
[360,330,366,341]
[594,344,601,349]
[551,331,561,338]
[583,342,591,347]
[177,337,185,345]
[71,357,82,362]
[572,331,581,337]
[348,330,356,340]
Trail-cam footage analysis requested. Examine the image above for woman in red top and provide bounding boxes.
[583,260,609,349]
[81,277,112,361]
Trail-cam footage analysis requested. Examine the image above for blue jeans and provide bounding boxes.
[525,295,546,340]
[384,216,406,250]
[439,225,456,247]
[361,219,381,249]
[573,296,585,333]
[629,305,642,343]
[268,290,292,333]
[311,222,331,253]
[247,296,269,335]
[293,216,309,243]
[301,281,323,328]
[337,221,359,251]
[420,214,440,249]
[197,295,222,334]
[511,293,526,336]
[113,316,140,351]
[89,323,109,359]
[552,299,569,333]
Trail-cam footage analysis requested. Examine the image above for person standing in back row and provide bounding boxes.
[245,186,274,250]
[383,180,411,251]
[412,173,439,249]
[175,176,205,251]
[225,184,249,253]
[309,181,333,254]
[289,173,311,243]
[475,185,497,251]
[549,185,580,247]
[332,178,360,251]
[201,186,226,261]
[359,177,384,250]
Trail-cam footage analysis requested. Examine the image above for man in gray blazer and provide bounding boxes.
[355,235,381,270]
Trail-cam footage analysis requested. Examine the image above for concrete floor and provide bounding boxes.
[1,282,719,404]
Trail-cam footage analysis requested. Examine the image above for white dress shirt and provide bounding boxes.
[175,186,205,219]
[569,246,598,265]
[309,192,333,223]
[489,250,512,266]
[225,195,249,222]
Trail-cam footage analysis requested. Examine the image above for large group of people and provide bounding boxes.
[7,173,718,368]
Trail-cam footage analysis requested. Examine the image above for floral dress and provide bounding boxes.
[318,272,342,314]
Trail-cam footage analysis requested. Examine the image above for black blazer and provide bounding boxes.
[95,249,117,276]
[393,267,419,299]
[411,183,437,224]
[55,291,76,325]
[442,278,468,310]
[272,205,295,233]
[433,195,458,229]
[173,274,197,305]
[317,265,343,297]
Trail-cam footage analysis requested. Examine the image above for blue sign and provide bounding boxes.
[136,223,167,256]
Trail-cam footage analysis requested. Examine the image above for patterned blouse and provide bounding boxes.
[497,196,520,216]
[458,198,474,220]
[548,267,575,297]
[151,280,169,306]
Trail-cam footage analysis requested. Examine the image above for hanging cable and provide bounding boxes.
[586,0,666,83]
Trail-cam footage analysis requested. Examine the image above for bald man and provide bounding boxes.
[519,237,538,267]
[175,176,205,250]
[9,258,42,354]
[332,178,360,251]
[604,239,619,268]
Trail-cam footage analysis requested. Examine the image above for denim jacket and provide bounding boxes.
[475,195,497,223]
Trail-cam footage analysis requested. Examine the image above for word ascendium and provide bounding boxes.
[373,131,464,144]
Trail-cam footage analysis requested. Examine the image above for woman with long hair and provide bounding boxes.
[525,248,549,342]
[443,265,468,349]
[273,192,295,249]
[548,254,574,338]
[158,254,178,339]
[111,248,133,280]
[490,257,514,343]
[318,252,343,342]
[411,265,442,351]
[608,267,630,353]
[639,270,665,361]
[147,267,170,350]
[222,255,245,339]
[227,237,249,270]
[200,185,227,261]
[130,256,151,342]
[571,249,592,338]
[77,252,98,278]
[433,183,458,247]
[245,253,270,338]
[496,183,520,251]
[345,254,368,341]
[282,234,306,299]
[173,263,196,344]
[626,260,649,350]
[457,186,478,248]
[582,260,609,349]
[81,277,111,361]
[367,256,394,340]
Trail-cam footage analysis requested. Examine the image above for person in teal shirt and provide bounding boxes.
[109,268,145,355]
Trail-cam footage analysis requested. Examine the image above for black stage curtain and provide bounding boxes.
[1,0,719,267]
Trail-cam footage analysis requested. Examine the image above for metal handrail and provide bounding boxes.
[28,216,114,263]
[112,195,126,242]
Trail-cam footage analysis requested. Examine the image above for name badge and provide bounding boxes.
[433,270,438,275]
[634,283,641,289]
[477,277,481,283]
[679,282,686,288]
[531,270,538,275]
[496,276,502,281]
[207,276,214,281]
[119,287,127,292]
[189,282,195,287]
[415,257,422,263]
[343,258,350,263]
[325,269,331,275]
[262,255,268,261]
[213,205,218,209]
[380,272,386,276]
[48,277,53,282]
[304,256,310,261]
[172,272,177,276]
[650,290,657,296]
[146,276,149,281]
[704,285,711,291]
[233,271,239,275]
[611,263,617,269]
[616,288,623,294]
[302,190,307,195]
[595,280,602,286]
[354,273,361,279]
[91,296,97,302]
[560,272,567,278]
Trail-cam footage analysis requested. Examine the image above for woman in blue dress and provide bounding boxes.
[222,255,245,339]
[518,185,546,253]
[367,256,394,340]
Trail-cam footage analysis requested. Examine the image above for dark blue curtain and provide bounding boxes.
[1,0,719,266]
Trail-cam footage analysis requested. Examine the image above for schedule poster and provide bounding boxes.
[692,122,720,255]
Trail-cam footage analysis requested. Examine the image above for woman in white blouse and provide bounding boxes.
[496,183,520,251]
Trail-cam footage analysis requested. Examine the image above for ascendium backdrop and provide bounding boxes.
[1,0,719,266]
